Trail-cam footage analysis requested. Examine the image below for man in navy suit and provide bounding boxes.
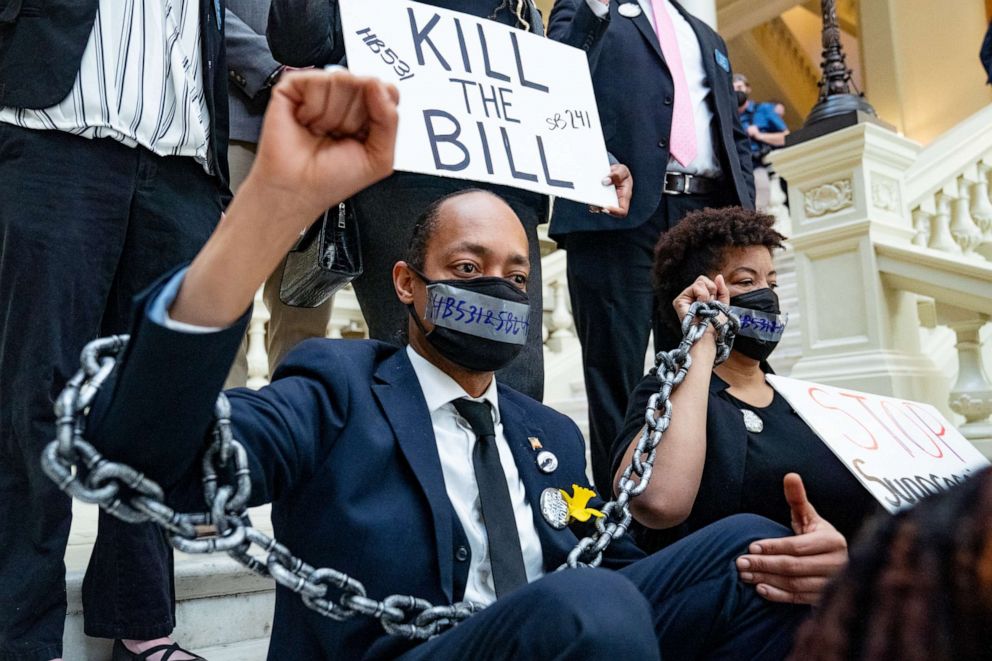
[84,69,822,659]
[548,0,754,494]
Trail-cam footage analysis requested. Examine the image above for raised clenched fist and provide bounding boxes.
[250,68,400,227]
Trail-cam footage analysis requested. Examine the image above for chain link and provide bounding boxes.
[563,301,738,569]
[42,303,735,640]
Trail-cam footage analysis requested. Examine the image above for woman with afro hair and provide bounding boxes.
[612,206,879,606]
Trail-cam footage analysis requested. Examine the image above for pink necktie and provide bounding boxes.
[651,0,697,167]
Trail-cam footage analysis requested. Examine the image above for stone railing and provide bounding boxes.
[769,106,992,450]
[905,104,992,260]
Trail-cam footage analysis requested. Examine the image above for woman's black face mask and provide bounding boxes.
[728,288,788,362]
[406,266,530,373]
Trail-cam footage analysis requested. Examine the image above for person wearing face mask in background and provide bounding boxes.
[612,206,879,607]
[733,73,788,211]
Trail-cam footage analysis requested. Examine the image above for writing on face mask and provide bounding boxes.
[425,282,530,344]
[738,313,786,336]
[729,306,788,343]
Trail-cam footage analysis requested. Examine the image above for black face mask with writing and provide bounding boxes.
[406,267,530,373]
[728,287,786,362]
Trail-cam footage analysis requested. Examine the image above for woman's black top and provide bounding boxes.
[612,371,881,552]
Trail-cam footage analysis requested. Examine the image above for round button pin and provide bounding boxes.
[618,3,642,18]
[540,488,569,530]
[536,450,558,474]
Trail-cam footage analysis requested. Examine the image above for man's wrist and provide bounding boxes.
[264,65,287,89]
[239,169,326,225]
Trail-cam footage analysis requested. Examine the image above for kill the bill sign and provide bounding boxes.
[338,0,619,209]
[768,375,991,513]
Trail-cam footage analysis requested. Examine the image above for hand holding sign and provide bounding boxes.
[339,0,618,208]
[735,473,848,605]
[589,163,633,217]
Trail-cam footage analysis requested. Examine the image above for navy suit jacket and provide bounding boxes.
[547,0,753,238]
[88,277,644,659]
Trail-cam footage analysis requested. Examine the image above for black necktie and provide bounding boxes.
[452,398,528,598]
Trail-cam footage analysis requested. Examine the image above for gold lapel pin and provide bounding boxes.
[528,436,543,450]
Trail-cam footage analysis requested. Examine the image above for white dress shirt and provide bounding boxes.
[406,345,545,606]
[635,0,722,178]
[0,0,212,173]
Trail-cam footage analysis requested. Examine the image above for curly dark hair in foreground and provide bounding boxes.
[652,207,784,336]
[790,466,992,661]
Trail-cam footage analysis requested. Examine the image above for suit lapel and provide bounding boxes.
[617,1,666,65]
[672,1,719,85]
[672,1,736,175]
[498,396,576,567]
[372,351,455,602]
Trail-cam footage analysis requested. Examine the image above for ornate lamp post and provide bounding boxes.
[787,0,890,145]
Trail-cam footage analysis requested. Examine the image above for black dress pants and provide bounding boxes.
[0,124,221,660]
[350,172,547,401]
[389,515,805,661]
[564,191,731,494]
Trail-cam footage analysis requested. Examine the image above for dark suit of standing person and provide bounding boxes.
[0,1,228,658]
[265,0,614,401]
[223,0,335,388]
[548,0,753,493]
[982,20,992,84]
[80,68,806,659]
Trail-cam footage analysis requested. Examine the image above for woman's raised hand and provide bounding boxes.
[671,274,729,322]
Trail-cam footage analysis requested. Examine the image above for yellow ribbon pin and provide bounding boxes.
[559,484,604,523]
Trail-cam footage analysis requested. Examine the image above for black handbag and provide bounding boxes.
[279,202,363,308]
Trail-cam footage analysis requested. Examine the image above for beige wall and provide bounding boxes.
[860,0,992,144]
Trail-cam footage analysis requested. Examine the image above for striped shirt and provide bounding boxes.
[0,0,212,173]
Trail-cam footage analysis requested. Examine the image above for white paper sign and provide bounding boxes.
[338,0,618,208]
[767,375,990,513]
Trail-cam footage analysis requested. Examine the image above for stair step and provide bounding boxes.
[63,503,276,659]
[193,637,270,660]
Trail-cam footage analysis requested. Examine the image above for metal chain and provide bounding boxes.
[563,301,738,569]
[42,302,735,639]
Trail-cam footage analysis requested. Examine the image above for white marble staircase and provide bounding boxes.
[62,501,274,659]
